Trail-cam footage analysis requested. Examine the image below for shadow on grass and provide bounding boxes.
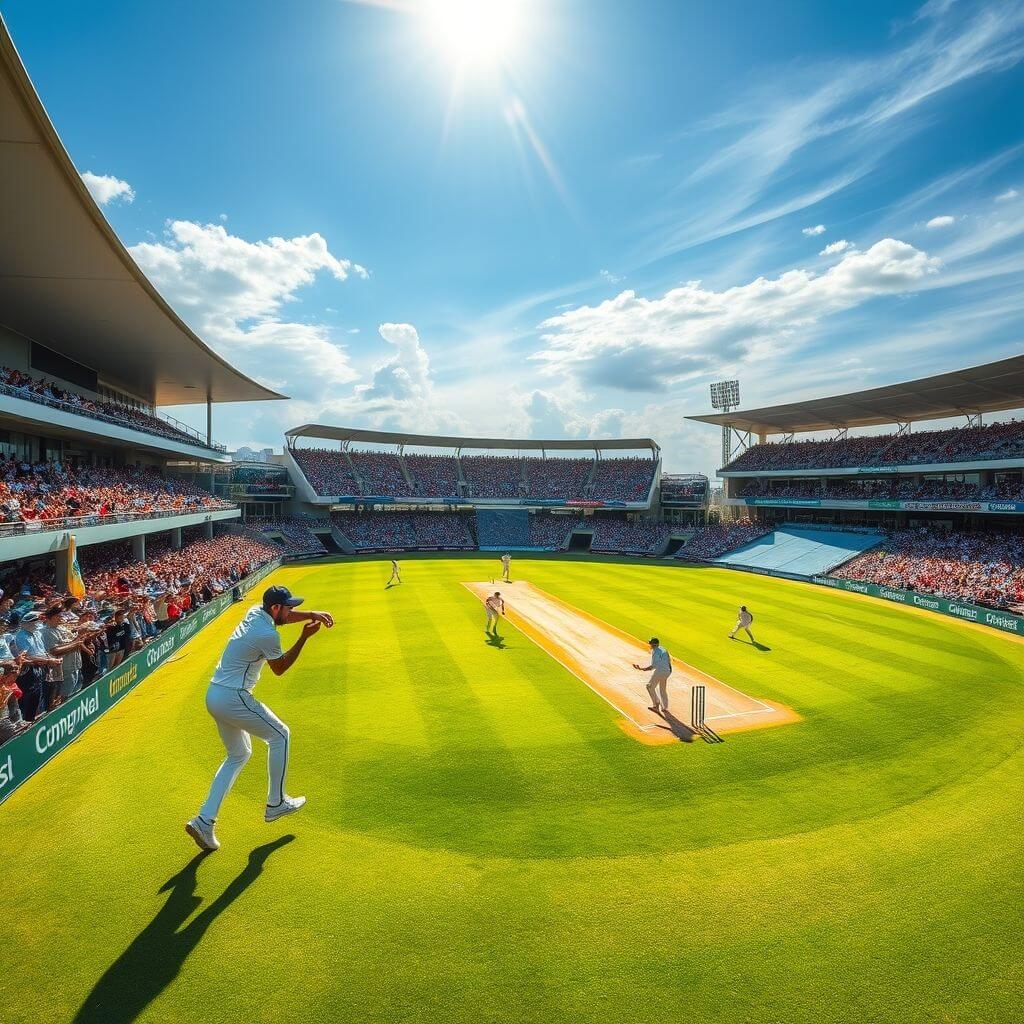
[73,835,295,1024]
[485,631,507,649]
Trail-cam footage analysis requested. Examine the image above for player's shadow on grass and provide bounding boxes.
[732,637,772,652]
[385,582,400,589]
[73,834,295,1024]
[485,632,507,649]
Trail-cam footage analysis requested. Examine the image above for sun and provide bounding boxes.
[423,0,526,68]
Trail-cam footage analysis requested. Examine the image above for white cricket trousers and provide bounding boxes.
[199,684,289,821]
[730,622,755,641]
[646,672,670,709]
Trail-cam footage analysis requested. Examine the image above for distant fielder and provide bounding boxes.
[729,605,756,643]
[484,591,505,634]
[388,559,402,586]
[186,585,334,852]
[633,637,673,714]
[500,552,511,582]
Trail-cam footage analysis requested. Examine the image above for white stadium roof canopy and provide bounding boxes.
[0,16,284,408]
[286,424,660,453]
[687,354,1024,435]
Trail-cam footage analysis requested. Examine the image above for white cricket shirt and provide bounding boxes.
[210,605,284,692]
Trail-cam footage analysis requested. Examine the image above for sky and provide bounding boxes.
[4,0,1024,473]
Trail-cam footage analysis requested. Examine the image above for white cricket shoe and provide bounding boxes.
[265,795,306,823]
[185,816,220,851]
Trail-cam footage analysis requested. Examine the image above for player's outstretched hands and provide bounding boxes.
[631,663,642,671]
[301,620,323,640]
[308,611,334,628]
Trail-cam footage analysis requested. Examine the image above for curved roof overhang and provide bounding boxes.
[686,353,1024,435]
[0,16,285,407]
[286,424,660,454]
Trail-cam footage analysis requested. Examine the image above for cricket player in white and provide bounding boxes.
[484,591,505,634]
[729,605,756,643]
[633,637,672,714]
[388,559,401,585]
[185,585,334,852]
[500,553,511,582]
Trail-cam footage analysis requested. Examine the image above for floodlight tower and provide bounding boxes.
[709,379,740,469]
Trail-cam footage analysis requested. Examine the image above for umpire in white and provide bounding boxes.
[186,585,333,852]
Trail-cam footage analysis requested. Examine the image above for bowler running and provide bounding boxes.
[388,559,402,586]
[186,585,334,852]
[484,591,505,634]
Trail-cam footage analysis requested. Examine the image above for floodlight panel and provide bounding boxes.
[709,379,740,409]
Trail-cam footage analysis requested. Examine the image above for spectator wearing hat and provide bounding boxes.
[41,605,85,703]
[10,611,61,721]
[0,618,28,741]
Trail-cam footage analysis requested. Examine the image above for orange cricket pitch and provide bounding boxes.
[463,580,798,744]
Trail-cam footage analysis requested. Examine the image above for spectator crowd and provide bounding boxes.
[0,365,221,450]
[724,420,1024,473]
[0,458,233,531]
[293,447,657,502]
[0,530,279,744]
[832,526,1024,611]
[739,475,1024,504]
[248,516,330,557]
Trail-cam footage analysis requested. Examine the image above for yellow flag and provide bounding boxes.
[67,534,86,600]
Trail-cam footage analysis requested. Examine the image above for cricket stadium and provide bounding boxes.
[1,6,1023,1024]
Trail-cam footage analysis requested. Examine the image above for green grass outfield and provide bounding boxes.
[1,555,1022,1024]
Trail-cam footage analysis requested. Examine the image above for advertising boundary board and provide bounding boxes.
[0,559,282,807]
[810,575,1024,636]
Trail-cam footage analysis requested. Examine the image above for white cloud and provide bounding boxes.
[995,188,1019,202]
[219,212,228,221]
[325,323,464,432]
[129,221,366,397]
[534,238,941,392]
[600,269,623,285]
[802,224,827,236]
[81,171,135,206]
[819,239,853,256]
[926,215,955,228]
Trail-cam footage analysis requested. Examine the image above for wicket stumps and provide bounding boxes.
[691,684,706,731]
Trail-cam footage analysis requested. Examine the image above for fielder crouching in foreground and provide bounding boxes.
[186,585,333,852]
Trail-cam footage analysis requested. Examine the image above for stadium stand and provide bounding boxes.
[0,366,227,453]
[331,511,474,551]
[248,516,330,557]
[832,526,1024,611]
[712,526,883,577]
[678,520,772,561]
[0,459,233,535]
[589,517,670,556]
[589,458,656,502]
[462,456,526,499]
[291,448,360,496]
[404,454,461,498]
[722,420,1024,473]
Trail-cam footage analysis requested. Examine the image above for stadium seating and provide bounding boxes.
[0,365,222,451]
[248,516,330,556]
[678,520,772,561]
[291,448,359,495]
[0,458,233,534]
[331,511,473,550]
[739,477,1024,502]
[724,419,1024,472]
[712,526,883,577]
[589,458,656,501]
[292,448,657,503]
[589,517,670,555]
[833,526,1024,611]
[404,454,461,498]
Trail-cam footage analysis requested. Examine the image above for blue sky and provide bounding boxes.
[5,0,1024,473]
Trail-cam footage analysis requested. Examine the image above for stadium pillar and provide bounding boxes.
[206,395,212,447]
[170,528,183,550]
[131,534,146,563]
[203,519,214,539]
